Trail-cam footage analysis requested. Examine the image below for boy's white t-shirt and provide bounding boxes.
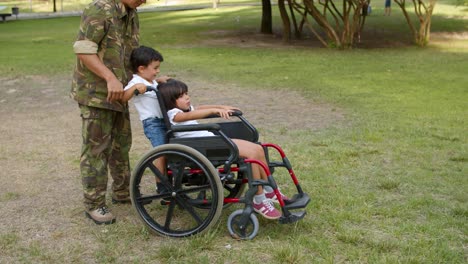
[167,106,215,138]
[124,74,162,121]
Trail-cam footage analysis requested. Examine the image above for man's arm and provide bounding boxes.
[77,54,123,102]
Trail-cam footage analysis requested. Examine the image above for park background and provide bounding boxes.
[0,0,467,263]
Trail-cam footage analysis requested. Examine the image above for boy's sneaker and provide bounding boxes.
[85,206,116,225]
[157,183,171,205]
[253,199,281,220]
[265,190,290,204]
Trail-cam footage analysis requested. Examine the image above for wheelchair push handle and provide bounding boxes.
[133,86,157,96]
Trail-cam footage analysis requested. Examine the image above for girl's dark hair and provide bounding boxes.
[158,79,188,111]
[130,45,164,73]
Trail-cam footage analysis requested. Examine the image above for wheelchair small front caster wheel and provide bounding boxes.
[227,209,259,240]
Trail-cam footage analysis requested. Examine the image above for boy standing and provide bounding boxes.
[122,46,170,188]
[122,46,171,147]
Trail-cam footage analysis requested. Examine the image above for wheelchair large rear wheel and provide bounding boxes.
[130,144,224,238]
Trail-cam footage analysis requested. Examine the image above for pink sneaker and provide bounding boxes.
[265,190,290,204]
[253,199,281,220]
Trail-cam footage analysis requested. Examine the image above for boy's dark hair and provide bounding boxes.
[130,45,164,73]
[158,79,188,111]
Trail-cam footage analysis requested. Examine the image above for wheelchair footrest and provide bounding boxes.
[284,193,311,210]
[279,211,306,224]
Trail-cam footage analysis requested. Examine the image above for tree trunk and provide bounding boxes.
[415,15,432,46]
[287,0,301,38]
[261,0,273,34]
[278,0,369,48]
[303,0,341,47]
[395,0,437,46]
[278,0,291,41]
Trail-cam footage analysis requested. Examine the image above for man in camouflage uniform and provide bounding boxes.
[71,0,146,225]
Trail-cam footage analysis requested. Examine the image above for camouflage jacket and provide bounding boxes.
[71,0,139,112]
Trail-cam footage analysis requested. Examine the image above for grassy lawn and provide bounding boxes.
[0,0,258,13]
[0,2,467,263]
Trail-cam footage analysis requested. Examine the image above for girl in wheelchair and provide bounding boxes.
[157,79,290,220]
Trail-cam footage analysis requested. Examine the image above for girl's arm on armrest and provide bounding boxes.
[173,107,234,122]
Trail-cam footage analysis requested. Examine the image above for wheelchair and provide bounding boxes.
[130,86,310,240]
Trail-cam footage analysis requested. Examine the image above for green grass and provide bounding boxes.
[0,3,467,263]
[0,0,258,13]
[0,0,90,13]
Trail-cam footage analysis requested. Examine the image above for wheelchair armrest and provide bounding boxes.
[170,123,221,133]
[231,110,243,116]
[205,110,243,119]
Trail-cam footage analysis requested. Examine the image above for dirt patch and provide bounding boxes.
[0,74,344,259]
[431,31,468,40]
[187,80,344,135]
[200,29,325,49]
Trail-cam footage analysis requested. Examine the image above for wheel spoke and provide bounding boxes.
[175,195,203,224]
[179,184,211,195]
[137,192,171,204]
[148,162,172,191]
[164,200,177,230]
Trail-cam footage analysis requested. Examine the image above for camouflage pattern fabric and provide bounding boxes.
[79,105,132,210]
[71,0,139,210]
[71,0,140,112]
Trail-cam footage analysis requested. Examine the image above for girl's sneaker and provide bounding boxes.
[265,190,290,204]
[253,199,281,220]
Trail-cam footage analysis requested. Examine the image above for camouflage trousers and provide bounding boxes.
[79,104,132,210]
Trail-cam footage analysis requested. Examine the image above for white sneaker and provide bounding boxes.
[265,190,290,204]
[253,199,281,220]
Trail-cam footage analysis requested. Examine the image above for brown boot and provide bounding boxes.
[85,206,116,225]
[111,196,131,204]
[112,192,131,204]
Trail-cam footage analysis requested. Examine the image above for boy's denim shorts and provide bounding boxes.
[142,117,167,147]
